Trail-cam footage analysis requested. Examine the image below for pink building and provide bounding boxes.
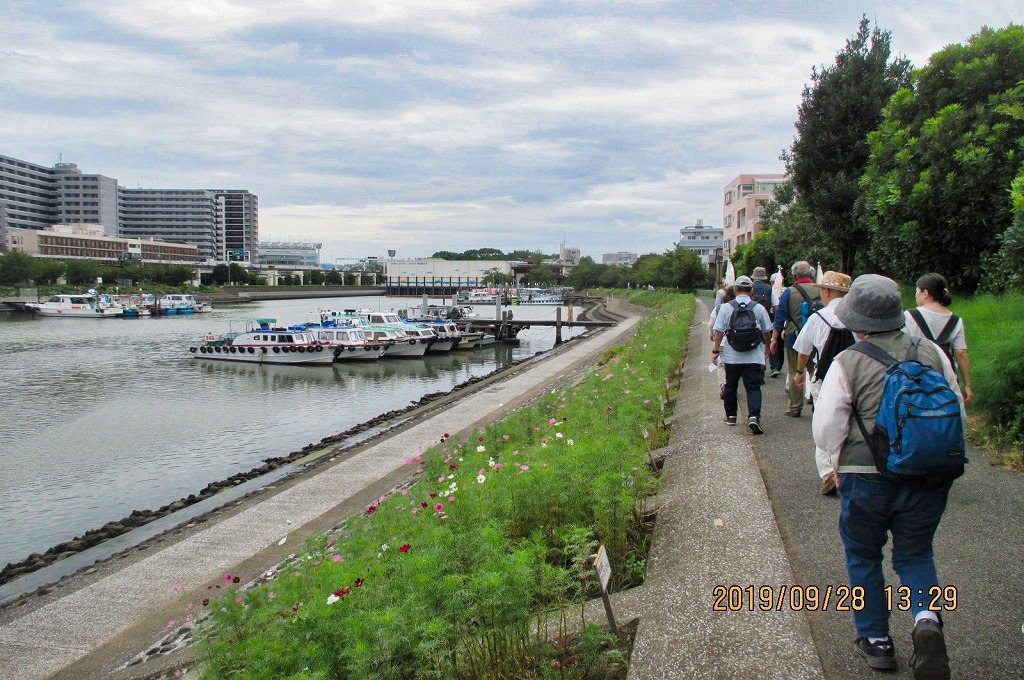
[721,173,785,255]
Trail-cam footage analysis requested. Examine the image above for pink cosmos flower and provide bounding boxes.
[644,399,651,405]
[548,418,557,426]
[332,555,344,562]
[438,476,446,483]
[434,502,444,512]
[448,495,456,502]
[502,434,510,441]
[268,592,276,600]
[223,573,232,583]
[167,620,176,629]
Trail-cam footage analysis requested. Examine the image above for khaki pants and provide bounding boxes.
[785,346,814,412]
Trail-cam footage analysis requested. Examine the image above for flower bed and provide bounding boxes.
[196,291,693,679]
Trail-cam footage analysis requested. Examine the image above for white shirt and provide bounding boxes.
[812,340,965,474]
[792,298,845,380]
[903,307,967,351]
[713,295,773,365]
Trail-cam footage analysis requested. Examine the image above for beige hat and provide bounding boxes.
[814,271,852,292]
[751,266,768,281]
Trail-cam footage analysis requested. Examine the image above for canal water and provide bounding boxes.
[0,296,584,567]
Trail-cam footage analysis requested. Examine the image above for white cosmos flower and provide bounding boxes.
[477,474,486,484]
[477,445,486,452]
[555,433,563,438]
[568,439,575,446]
[326,594,339,605]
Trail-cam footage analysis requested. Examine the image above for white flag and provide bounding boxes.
[724,259,735,285]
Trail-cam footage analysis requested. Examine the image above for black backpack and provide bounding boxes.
[908,309,959,371]
[750,281,773,315]
[812,311,856,381]
[726,300,763,352]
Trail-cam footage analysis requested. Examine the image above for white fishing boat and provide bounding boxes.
[301,316,390,361]
[26,293,122,318]
[159,293,211,315]
[189,319,333,365]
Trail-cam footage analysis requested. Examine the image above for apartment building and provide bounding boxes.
[602,252,637,266]
[677,219,723,265]
[0,153,257,262]
[721,173,785,255]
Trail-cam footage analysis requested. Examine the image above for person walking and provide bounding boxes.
[792,271,853,495]
[904,273,973,405]
[770,261,821,416]
[709,284,736,398]
[712,275,773,435]
[812,274,965,678]
[768,267,786,377]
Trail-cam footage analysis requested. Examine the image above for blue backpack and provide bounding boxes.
[850,339,967,482]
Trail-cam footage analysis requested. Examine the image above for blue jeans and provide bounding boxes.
[838,473,953,638]
[723,363,764,419]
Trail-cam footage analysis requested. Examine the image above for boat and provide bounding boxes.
[332,310,431,358]
[158,293,211,315]
[189,319,334,365]
[455,289,500,305]
[301,314,390,361]
[405,318,473,350]
[25,293,123,318]
[516,288,565,304]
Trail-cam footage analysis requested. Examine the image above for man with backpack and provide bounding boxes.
[711,275,773,435]
[770,261,821,417]
[792,270,853,495]
[812,274,966,679]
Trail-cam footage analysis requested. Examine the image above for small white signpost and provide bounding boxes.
[593,545,618,634]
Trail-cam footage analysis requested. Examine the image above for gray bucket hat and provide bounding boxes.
[835,274,905,333]
[751,266,768,281]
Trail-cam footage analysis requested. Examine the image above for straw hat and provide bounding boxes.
[814,271,852,292]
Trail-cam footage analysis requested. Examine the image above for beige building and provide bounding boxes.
[4,224,201,264]
[722,174,785,255]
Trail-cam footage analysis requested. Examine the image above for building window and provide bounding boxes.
[724,191,734,205]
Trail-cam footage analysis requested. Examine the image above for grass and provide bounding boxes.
[949,292,1024,470]
[193,291,694,679]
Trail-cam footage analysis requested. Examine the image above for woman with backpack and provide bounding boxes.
[904,273,973,405]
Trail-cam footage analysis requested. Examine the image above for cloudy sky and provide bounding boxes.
[1,2,1018,262]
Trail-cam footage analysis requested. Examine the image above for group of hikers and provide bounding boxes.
[709,262,970,680]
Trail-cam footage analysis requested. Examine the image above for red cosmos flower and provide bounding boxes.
[354,578,365,588]
[429,493,438,499]
[478,436,484,442]
[202,598,210,606]
[366,504,378,515]
[232,576,240,584]
[421,502,428,508]
[443,433,450,439]
[449,464,458,470]
[399,544,411,553]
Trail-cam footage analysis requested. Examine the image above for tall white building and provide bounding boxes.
[0,155,118,235]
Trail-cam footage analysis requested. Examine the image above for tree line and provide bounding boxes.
[733,19,1024,293]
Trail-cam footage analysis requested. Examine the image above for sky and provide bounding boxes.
[1,2,1019,263]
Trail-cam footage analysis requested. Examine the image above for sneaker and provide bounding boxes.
[748,416,764,435]
[910,619,949,680]
[854,636,897,671]
[783,408,802,417]
[770,369,781,378]
[723,415,737,426]
[820,473,837,496]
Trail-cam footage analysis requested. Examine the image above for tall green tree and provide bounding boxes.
[861,24,1024,291]
[786,16,911,274]
[64,259,100,286]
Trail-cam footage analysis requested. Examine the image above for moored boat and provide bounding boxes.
[26,293,122,318]
[189,319,333,365]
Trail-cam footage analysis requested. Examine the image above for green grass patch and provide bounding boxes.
[952,292,1024,470]
[195,293,695,679]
